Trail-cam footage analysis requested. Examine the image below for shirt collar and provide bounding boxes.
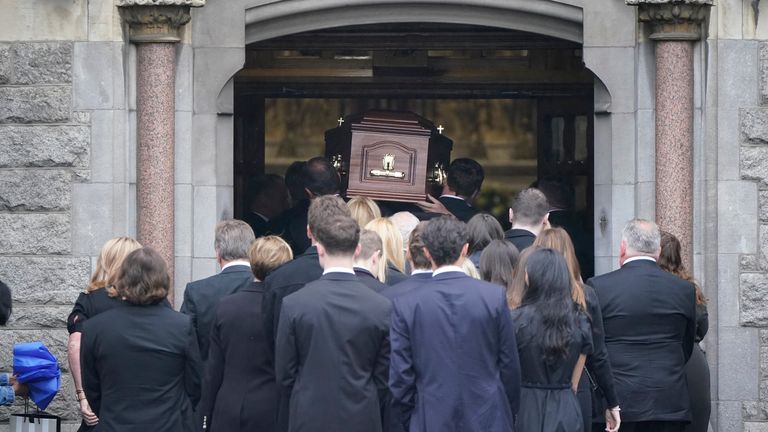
[623,256,657,265]
[221,260,251,271]
[323,267,356,275]
[439,194,465,201]
[411,269,433,275]
[433,265,464,276]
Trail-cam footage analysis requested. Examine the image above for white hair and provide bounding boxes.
[622,219,661,255]
[389,211,420,245]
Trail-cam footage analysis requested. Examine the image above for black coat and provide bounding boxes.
[262,246,323,354]
[438,196,478,222]
[199,281,277,432]
[354,267,388,293]
[180,265,254,362]
[504,228,536,251]
[81,304,201,432]
[586,259,696,423]
[275,272,391,432]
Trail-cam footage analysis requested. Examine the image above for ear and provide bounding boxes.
[305,187,315,199]
[508,208,514,224]
[354,243,362,260]
[460,243,469,259]
[316,242,326,258]
[422,247,437,270]
[306,225,314,242]
[371,249,382,266]
[619,240,627,265]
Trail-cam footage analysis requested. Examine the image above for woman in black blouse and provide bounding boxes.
[66,236,141,431]
[532,228,621,432]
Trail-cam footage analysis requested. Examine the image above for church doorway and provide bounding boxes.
[232,23,595,276]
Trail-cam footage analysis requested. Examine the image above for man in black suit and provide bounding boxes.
[277,157,341,255]
[389,216,520,432]
[381,221,432,301]
[242,174,290,238]
[504,187,549,251]
[276,214,391,432]
[181,220,255,363]
[415,158,484,222]
[586,219,696,432]
[354,229,388,293]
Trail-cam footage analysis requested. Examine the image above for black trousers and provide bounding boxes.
[620,421,686,432]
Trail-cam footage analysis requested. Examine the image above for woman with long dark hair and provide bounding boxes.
[467,213,505,268]
[510,248,593,431]
[479,239,520,290]
[533,228,621,432]
[659,231,710,432]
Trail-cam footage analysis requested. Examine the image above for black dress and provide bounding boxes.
[67,288,125,432]
[510,305,593,432]
[684,303,710,432]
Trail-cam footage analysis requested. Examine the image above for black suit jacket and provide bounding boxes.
[380,272,432,300]
[242,211,274,238]
[438,196,478,222]
[81,304,201,432]
[355,267,388,293]
[504,228,536,251]
[199,281,277,432]
[276,272,391,432]
[262,246,323,354]
[272,200,311,256]
[586,259,696,422]
[181,265,254,362]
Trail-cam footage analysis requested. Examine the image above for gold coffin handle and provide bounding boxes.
[428,162,446,185]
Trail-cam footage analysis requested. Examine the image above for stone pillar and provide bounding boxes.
[118,0,204,303]
[627,0,711,268]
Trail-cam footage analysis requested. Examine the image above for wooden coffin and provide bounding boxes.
[325,111,452,202]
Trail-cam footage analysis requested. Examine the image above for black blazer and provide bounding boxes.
[180,265,254,362]
[199,281,276,432]
[586,259,696,422]
[504,228,536,251]
[81,304,201,432]
[262,246,323,355]
[380,272,432,300]
[276,272,391,432]
[354,267,388,293]
[583,284,619,408]
[438,196,477,222]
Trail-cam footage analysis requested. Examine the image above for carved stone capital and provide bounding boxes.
[118,4,201,42]
[626,1,713,40]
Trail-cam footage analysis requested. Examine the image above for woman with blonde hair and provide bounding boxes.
[364,217,407,285]
[200,236,293,432]
[67,236,141,431]
[347,196,381,228]
[532,228,620,432]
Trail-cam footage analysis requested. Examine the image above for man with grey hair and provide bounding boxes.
[586,219,696,432]
[181,219,256,363]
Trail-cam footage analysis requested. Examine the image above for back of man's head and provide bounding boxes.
[313,215,360,256]
[390,211,419,245]
[285,160,308,203]
[622,219,661,256]
[308,195,352,235]
[408,221,432,270]
[215,219,256,261]
[422,216,468,267]
[305,157,340,197]
[447,158,484,198]
[511,188,550,227]
[357,229,383,262]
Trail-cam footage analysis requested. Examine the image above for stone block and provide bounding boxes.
[0,86,71,124]
[741,272,768,326]
[743,147,768,188]
[6,306,72,329]
[89,110,115,183]
[0,125,89,168]
[761,191,768,222]
[593,114,612,185]
[71,183,114,255]
[12,42,73,84]
[720,254,744,327]
[0,44,10,84]
[73,42,124,110]
[742,254,761,272]
[611,113,636,185]
[720,109,742,181]
[0,214,71,255]
[745,423,768,432]
[761,42,768,106]
[192,257,217,282]
[718,327,759,400]
[582,47,636,114]
[0,0,88,42]
[719,40,758,110]
[718,181,758,254]
[718,400,745,432]
[192,186,217,258]
[192,47,243,115]
[743,108,768,145]
[636,109,655,182]
[191,114,216,186]
[175,111,192,185]
[0,169,73,211]
[175,184,192,257]
[0,257,89,305]
[176,43,193,111]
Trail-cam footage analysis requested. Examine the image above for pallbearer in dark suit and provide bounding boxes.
[354,229,388,293]
[381,221,432,301]
[199,236,293,432]
[81,248,201,432]
[586,219,696,432]
[242,174,290,238]
[276,215,391,432]
[389,216,520,432]
[415,158,484,222]
[181,220,256,364]
[504,188,550,252]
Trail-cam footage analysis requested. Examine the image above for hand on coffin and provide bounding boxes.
[415,195,452,216]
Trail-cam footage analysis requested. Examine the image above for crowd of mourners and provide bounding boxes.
[40,156,708,432]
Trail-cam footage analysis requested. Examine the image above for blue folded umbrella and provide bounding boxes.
[13,342,61,410]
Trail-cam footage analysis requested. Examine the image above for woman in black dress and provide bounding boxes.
[199,235,293,432]
[659,231,711,432]
[533,228,621,432]
[66,236,141,431]
[509,248,593,432]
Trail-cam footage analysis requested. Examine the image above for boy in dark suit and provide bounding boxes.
[504,187,550,251]
[275,214,391,432]
[587,219,696,432]
[389,216,520,432]
[353,229,388,293]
